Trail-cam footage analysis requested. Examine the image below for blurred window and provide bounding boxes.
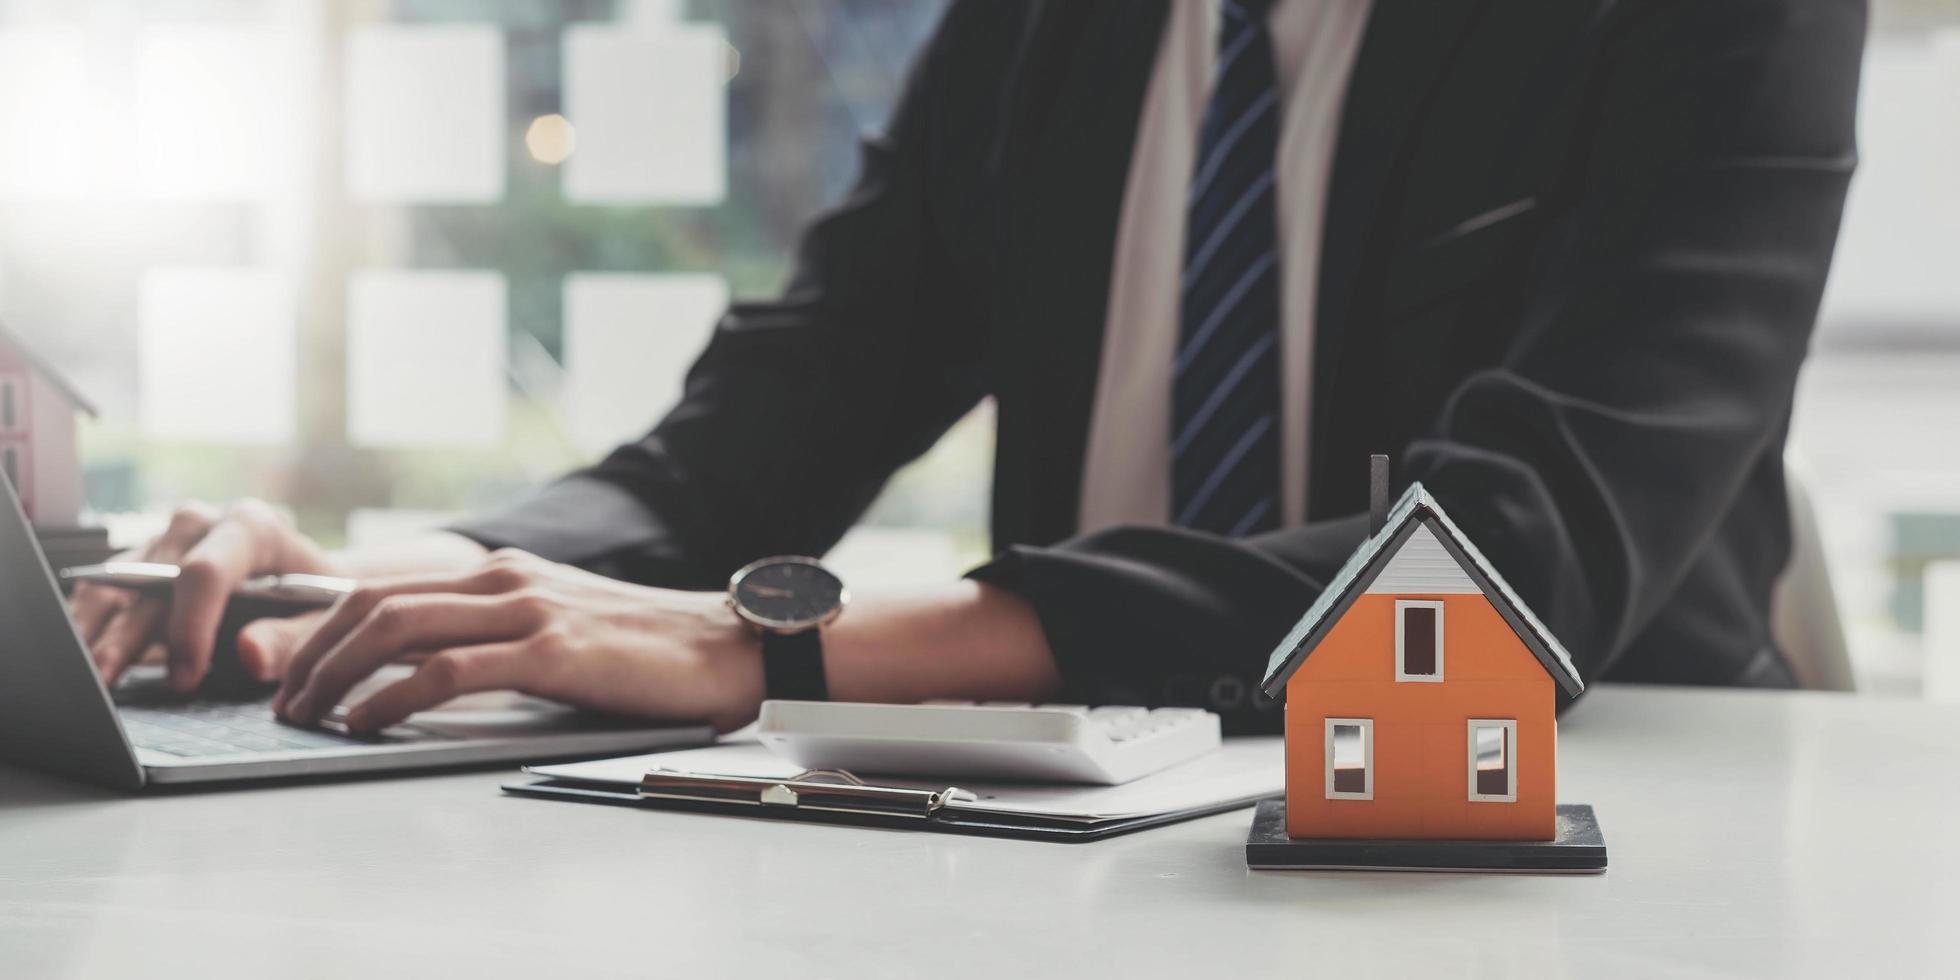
[1791,3,1960,693]
[0,0,974,585]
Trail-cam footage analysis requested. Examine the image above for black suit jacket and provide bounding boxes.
[454,0,1865,730]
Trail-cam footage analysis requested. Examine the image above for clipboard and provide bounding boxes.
[501,739,1282,842]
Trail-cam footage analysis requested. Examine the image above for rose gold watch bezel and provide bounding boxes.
[725,555,849,635]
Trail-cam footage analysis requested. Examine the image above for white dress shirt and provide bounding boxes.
[1078,0,1374,534]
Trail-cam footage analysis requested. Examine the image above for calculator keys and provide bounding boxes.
[756,700,1223,784]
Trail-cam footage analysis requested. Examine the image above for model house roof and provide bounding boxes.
[1258,483,1584,698]
[0,320,98,417]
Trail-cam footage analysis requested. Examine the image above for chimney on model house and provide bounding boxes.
[1368,454,1390,536]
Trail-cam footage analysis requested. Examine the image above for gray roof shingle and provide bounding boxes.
[1258,483,1584,698]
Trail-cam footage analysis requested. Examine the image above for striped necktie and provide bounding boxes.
[1171,0,1285,537]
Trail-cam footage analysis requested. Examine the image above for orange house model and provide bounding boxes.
[1257,481,1585,842]
[0,321,95,528]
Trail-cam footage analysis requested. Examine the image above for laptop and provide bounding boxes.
[0,477,714,790]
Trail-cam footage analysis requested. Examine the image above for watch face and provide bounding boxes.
[732,558,845,631]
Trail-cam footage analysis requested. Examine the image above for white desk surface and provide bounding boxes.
[2,685,1956,979]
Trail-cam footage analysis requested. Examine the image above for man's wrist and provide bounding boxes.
[700,592,766,731]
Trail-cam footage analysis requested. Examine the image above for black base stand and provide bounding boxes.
[1245,798,1607,873]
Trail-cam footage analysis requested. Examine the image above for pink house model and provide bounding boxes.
[0,322,94,528]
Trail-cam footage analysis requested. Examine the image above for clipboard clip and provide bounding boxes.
[637,767,977,820]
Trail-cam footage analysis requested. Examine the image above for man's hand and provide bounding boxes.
[68,499,338,691]
[273,549,765,733]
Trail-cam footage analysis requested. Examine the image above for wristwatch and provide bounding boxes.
[726,556,848,702]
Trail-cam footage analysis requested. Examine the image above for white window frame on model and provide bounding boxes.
[1466,718,1518,803]
[1395,598,1446,682]
[1324,717,1374,801]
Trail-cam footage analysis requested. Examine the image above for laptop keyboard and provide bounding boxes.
[118,701,392,757]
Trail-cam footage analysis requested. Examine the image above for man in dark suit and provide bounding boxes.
[74,0,1865,734]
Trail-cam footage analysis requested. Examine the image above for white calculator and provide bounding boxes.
[754,700,1222,785]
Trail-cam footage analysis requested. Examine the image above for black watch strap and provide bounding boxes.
[761,629,828,702]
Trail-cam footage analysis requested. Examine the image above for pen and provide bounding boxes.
[58,562,357,609]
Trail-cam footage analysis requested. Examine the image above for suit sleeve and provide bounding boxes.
[970,0,1865,731]
[450,6,993,589]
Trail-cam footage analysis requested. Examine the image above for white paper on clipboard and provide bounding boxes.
[526,737,1282,824]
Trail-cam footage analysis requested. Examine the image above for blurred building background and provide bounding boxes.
[0,1,1954,693]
